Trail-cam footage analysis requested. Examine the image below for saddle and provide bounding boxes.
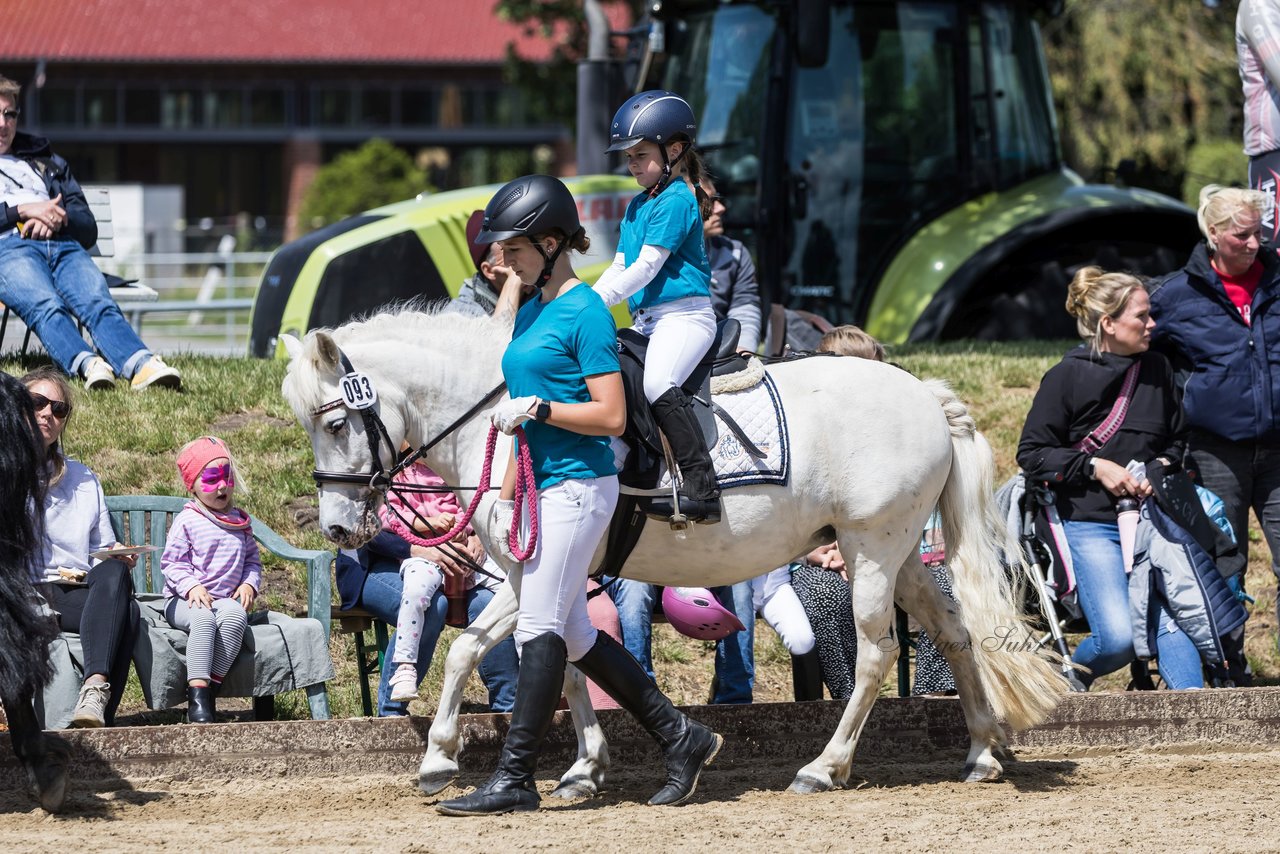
[615,318,747,487]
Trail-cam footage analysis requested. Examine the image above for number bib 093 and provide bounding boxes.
[341,371,378,409]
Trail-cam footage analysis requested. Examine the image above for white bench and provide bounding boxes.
[0,185,158,352]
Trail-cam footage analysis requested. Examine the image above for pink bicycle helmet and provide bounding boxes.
[661,586,746,641]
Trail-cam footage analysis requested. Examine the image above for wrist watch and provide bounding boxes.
[1087,457,1099,480]
[533,398,552,422]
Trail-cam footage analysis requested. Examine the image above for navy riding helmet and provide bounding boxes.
[475,175,582,288]
[606,90,698,153]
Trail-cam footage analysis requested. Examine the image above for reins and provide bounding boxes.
[309,348,539,567]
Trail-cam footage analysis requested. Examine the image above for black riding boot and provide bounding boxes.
[437,632,567,816]
[650,387,721,524]
[573,630,722,806]
[187,684,216,723]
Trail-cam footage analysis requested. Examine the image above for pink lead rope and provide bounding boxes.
[394,425,540,562]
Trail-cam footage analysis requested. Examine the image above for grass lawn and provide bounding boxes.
[4,341,1276,720]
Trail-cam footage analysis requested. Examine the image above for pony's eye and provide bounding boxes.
[326,417,347,435]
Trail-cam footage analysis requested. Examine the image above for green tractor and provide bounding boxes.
[250,0,1198,357]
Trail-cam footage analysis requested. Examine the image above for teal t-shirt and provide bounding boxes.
[618,180,712,313]
[502,284,620,488]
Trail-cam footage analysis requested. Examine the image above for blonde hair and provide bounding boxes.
[0,76,20,102]
[1197,184,1272,250]
[817,325,886,361]
[20,366,73,487]
[1065,266,1145,352]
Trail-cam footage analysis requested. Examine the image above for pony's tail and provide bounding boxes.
[927,379,1068,731]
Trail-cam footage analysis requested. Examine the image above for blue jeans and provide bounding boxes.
[0,237,151,377]
[1065,520,1203,689]
[605,577,755,702]
[359,555,518,716]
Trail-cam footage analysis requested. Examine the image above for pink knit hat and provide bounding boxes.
[177,436,232,490]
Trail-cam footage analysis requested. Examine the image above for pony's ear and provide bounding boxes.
[312,331,342,371]
[281,333,303,362]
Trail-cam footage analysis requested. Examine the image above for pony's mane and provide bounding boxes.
[282,303,509,419]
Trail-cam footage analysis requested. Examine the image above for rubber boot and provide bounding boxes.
[573,630,723,806]
[437,632,567,816]
[649,387,721,524]
[187,684,216,723]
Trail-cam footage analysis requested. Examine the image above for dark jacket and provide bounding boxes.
[0,130,97,249]
[1017,345,1187,522]
[1149,242,1280,443]
[706,235,762,352]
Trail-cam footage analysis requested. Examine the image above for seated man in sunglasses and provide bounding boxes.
[0,75,179,391]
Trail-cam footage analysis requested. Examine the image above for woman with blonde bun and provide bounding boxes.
[1150,186,1280,669]
[1017,267,1202,689]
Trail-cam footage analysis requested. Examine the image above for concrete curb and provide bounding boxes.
[3,687,1278,785]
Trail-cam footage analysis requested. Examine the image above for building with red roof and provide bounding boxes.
[1,0,627,241]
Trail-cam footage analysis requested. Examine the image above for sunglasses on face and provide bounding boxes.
[198,463,234,493]
[30,392,70,419]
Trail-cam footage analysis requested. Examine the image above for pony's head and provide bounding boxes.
[281,329,405,548]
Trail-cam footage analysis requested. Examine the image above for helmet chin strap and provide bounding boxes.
[650,142,689,197]
[532,238,568,288]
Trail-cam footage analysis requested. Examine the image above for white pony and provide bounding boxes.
[282,306,1067,799]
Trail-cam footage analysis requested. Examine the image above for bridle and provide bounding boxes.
[308,347,536,571]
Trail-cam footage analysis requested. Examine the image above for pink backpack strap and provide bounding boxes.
[1073,360,1141,454]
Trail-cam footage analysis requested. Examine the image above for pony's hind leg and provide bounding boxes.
[2,687,69,813]
[894,553,1005,783]
[789,542,903,794]
[419,580,520,795]
[549,664,611,800]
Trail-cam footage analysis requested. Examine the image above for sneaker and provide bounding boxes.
[68,681,110,728]
[130,355,182,391]
[388,663,420,703]
[82,357,115,391]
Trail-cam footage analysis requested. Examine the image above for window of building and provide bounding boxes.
[84,87,119,127]
[360,89,392,126]
[400,89,437,126]
[205,90,244,127]
[124,89,162,125]
[250,89,287,126]
[314,88,354,125]
[41,86,78,126]
[163,89,202,129]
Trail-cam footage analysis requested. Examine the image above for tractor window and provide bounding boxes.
[309,233,448,330]
[782,2,963,317]
[976,3,1058,187]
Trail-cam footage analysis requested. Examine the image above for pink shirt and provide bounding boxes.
[161,503,263,599]
[379,462,470,542]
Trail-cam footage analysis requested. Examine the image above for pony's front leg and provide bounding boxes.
[419,579,520,795]
[790,548,900,794]
[894,554,1005,782]
[549,664,611,800]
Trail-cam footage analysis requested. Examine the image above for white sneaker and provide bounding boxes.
[82,357,115,391]
[68,681,110,728]
[130,355,182,390]
[388,663,420,703]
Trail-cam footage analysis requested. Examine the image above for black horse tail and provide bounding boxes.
[0,563,59,700]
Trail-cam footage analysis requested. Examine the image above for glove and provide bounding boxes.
[489,498,518,563]
[488,396,537,435]
[1225,572,1256,605]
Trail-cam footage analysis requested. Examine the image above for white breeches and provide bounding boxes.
[632,296,717,402]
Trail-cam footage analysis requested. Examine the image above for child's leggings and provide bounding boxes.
[393,557,446,664]
[165,597,249,683]
[631,296,717,402]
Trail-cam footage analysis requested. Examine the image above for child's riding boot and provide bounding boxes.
[573,630,723,805]
[187,684,216,724]
[437,632,567,816]
[650,387,721,524]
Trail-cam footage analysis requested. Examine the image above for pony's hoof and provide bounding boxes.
[787,773,832,794]
[550,775,600,801]
[25,739,70,814]
[418,768,460,795]
[961,759,1003,783]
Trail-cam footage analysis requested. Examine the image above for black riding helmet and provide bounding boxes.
[606,90,698,193]
[476,174,583,289]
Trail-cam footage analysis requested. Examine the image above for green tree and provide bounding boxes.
[496,0,643,136]
[1041,0,1241,198]
[297,138,431,233]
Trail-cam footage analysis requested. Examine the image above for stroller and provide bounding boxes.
[996,474,1090,692]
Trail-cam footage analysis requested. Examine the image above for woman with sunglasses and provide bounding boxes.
[22,365,142,728]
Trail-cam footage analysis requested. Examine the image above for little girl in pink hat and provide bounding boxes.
[161,435,262,723]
